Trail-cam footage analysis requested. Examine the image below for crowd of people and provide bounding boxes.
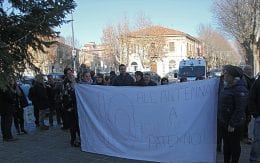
[0,63,259,162]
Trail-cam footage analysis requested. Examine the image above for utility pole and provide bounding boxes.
[71,12,76,75]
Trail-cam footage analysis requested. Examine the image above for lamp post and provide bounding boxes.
[71,12,76,75]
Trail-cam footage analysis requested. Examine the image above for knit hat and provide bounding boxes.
[223,65,243,78]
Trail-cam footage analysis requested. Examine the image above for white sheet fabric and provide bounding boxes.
[75,78,219,162]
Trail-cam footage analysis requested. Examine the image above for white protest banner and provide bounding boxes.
[75,78,219,162]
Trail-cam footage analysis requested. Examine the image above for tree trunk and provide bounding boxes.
[253,43,260,74]
[241,42,254,70]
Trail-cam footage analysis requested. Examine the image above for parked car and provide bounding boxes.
[207,69,222,78]
[165,70,178,81]
[47,73,64,81]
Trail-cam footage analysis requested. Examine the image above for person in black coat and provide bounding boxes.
[112,64,134,86]
[249,76,260,162]
[134,71,144,86]
[161,77,169,85]
[142,73,157,86]
[218,65,249,163]
[241,65,255,144]
[28,79,39,127]
[32,75,50,130]
[0,81,17,141]
[12,81,29,134]
[62,68,80,147]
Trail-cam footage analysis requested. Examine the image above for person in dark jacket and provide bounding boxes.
[217,74,224,152]
[62,67,80,147]
[249,76,260,162]
[241,65,255,144]
[219,65,249,163]
[94,73,105,85]
[28,79,39,127]
[46,75,57,126]
[161,77,169,85]
[143,73,157,86]
[0,83,17,141]
[134,71,144,86]
[12,81,29,134]
[33,75,50,130]
[109,71,117,85]
[112,64,134,86]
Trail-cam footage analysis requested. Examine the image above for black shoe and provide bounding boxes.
[40,125,49,130]
[71,141,80,147]
[61,126,69,130]
[21,129,28,134]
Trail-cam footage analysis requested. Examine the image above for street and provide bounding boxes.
[0,120,252,163]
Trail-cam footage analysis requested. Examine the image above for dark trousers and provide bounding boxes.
[33,105,39,126]
[68,110,80,143]
[221,126,241,163]
[49,103,62,125]
[217,122,223,151]
[13,109,25,132]
[61,108,70,129]
[48,104,55,125]
[1,114,13,140]
[242,115,251,139]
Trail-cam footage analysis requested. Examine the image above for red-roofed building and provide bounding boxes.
[122,26,202,77]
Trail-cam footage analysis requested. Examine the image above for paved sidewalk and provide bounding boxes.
[0,121,252,163]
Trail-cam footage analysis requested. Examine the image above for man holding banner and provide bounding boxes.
[112,64,134,86]
[218,65,249,163]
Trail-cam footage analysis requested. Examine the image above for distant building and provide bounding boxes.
[24,39,80,76]
[122,26,202,77]
[79,42,107,73]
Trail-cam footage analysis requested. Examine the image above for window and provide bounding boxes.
[131,62,138,71]
[151,42,155,48]
[169,60,176,71]
[169,42,175,52]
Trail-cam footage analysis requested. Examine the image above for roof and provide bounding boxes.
[128,26,185,37]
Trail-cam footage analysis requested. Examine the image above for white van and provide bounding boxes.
[178,58,207,81]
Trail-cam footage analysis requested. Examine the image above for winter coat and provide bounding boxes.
[0,88,15,115]
[249,77,260,117]
[112,74,134,86]
[218,79,249,128]
[62,78,76,109]
[143,80,157,86]
[28,82,50,110]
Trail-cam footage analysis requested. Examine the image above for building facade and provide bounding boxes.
[79,42,109,73]
[24,40,80,76]
[122,26,202,77]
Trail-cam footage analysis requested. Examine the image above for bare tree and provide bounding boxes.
[134,12,153,30]
[101,14,167,71]
[128,28,166,70]
[198,24,241,69]
[102,24,121,70]
[212,0,260,71]
[65,36,80,48]
[101,14,149,70]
